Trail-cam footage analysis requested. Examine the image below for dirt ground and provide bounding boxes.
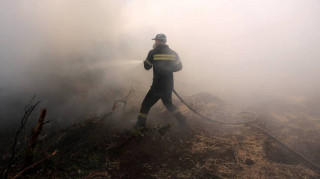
[1,92,320,178]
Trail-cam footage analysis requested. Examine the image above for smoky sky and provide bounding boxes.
[1,0,320,127]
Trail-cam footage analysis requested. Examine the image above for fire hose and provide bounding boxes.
[172,89,320,171]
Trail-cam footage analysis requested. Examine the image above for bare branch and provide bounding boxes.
[25,108,47,166]
[12,149,58,179]
[2,96,40,179]
[39,88,133,144]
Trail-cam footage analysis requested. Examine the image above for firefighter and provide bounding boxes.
[134,33,187,130]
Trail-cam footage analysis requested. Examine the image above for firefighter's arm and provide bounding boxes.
[172,53,182,72]
[144,51,153,70]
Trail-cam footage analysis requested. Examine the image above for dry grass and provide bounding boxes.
[185,126,319,178]
[2,91,320,178]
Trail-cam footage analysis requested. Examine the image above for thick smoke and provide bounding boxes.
[0,1,150,127]
[1,0,320,128]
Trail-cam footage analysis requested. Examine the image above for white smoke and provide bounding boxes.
[1,0,320,127]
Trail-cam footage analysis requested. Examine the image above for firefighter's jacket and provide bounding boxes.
[144,44,182,90]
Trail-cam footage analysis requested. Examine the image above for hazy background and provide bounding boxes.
[1,0,320,128]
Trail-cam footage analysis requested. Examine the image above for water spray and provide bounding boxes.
[89,60,142,70]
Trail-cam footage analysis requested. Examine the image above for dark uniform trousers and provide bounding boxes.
[140,88,176,115]
[136,87,185,128]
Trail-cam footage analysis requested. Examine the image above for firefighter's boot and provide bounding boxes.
[174,112,192,133]
[173,112,187,126]
[134,114,147,130]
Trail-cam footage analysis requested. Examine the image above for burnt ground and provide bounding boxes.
[1,92,320,178]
